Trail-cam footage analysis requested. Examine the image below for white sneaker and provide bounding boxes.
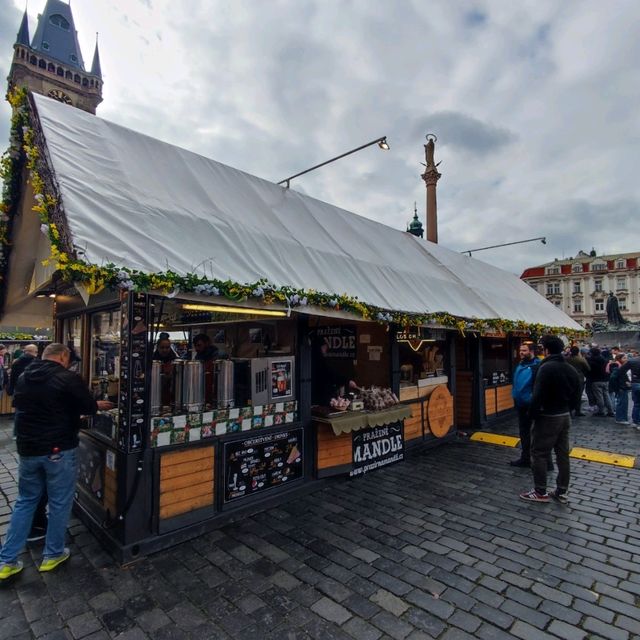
[615,420,630,425]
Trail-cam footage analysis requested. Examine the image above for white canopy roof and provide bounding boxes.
[31,94,580,330]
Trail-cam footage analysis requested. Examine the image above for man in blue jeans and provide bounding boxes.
[0,343,113,580]
[618,354,640,429]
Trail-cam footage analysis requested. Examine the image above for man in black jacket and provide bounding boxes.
[0,344,113,581]
[7,343,38,396]
[618,355,640,428]
[519,335,581,504]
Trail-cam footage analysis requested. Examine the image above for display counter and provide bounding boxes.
[314,383,454,478]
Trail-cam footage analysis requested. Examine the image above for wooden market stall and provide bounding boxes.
[0,90,582,561]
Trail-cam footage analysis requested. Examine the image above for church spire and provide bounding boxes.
[91,33,102,78]
[15,8,30,47]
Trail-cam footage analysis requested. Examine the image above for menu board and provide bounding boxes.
[224,428,303,503]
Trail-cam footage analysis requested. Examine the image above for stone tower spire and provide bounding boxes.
[7,0,103,114]
[421,134,441,243]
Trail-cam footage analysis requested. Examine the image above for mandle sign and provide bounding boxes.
[351,422,404,477]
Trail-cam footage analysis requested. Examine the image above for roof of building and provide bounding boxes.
[90,39,102,78]
[7,93,582,331]
[30,0,85,70]
[15,9,30,47]
[521,250,640,279]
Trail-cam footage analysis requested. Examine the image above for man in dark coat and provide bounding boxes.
[7,344,38,396]
[519,335,581,504]
[0,344,113,581]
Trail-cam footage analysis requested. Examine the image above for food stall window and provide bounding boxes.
[482,339,510,386]
[62,315,83,375]
[89,310,120,401]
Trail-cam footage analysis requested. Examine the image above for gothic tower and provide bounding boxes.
[7,0,103,114]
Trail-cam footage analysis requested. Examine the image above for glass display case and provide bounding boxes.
[90,310,120,401]
[62,315,83,374]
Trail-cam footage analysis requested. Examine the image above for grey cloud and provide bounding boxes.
[411,112,516,154]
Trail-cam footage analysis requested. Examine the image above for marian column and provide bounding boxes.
[421,135,441,244]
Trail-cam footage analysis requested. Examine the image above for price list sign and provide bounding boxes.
[223,428,303,503]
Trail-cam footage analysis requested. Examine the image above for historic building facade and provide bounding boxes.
[521,250,640,327]
[7,0,103,114]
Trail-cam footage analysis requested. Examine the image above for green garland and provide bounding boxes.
[1,87,586,340]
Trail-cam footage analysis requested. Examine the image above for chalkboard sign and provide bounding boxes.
[224,428,303,503]
[351,421,404,477]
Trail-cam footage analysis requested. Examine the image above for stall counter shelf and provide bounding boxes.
[399,375,448,401]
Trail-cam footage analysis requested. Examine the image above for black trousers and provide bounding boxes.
[516,406,533,462]
[531,414,571,494]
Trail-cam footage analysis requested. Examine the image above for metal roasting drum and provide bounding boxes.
[172,360,184,412]
[216,359,234,408]
[150,361,162,416]
[183,361,204,412]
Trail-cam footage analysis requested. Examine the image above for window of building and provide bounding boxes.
[547,266,560,275]
[619,298,627,310]
[595,299,604,312]
[47,62,55,72]
[74,74,80,83]
[70,54,77,63]
[592,263,606,271]
[573,301,582,313]
[554,301,561,307]
[573,281,581,293]
[546,282,560,295]
[594,279,603,292]
[529,283,538,292]
[616,259,625,269]
[616,276,626,290]
[38,59,46,69]
[572,264,582,273]
[42,41,50,50]
[49,14,70,30]
[57,66,64,76]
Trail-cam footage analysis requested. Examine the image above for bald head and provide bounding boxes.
[23,344,38,356]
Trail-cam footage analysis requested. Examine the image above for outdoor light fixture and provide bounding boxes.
[462,236,547,257]
[278,135,390,188]
[181,304,287,317]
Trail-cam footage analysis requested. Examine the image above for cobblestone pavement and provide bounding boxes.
[1,413,639,640]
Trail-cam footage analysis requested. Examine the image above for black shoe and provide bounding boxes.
[26,526,47,543]
[509,459,530,468]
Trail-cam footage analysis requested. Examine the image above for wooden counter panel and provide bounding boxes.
[104,465,117,515]
[159,445,215,520]
[160,468,214,493]
[403,402,422,440]
[496,385,514,412]
[315,422,353,469]
[159,493,213,520]
[0,392,14,415]
[455,372,473,426]
[485,388,497,416]
[159,481,212,507]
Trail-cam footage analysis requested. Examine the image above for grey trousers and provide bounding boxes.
[531,413,571,494]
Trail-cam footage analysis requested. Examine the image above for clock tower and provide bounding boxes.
[7,0,103,114]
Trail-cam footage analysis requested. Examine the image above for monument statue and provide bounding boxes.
[606,292,626,326]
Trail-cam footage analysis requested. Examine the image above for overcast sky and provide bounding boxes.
[1,0,638,276]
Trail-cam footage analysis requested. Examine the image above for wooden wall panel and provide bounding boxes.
[316,422,353,469]
[496,385,514,412]
[104,464,117,516]
[404,401,422,441]
[455,371,473,426]
[485,387,497,416]
[159,445,214,520]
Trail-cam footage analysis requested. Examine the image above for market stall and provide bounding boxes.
[0,90,583,560]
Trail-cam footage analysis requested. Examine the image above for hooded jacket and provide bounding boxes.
[13,359,98,456]
[530,353,581,418]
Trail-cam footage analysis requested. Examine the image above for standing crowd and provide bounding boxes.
[512,336,640,505]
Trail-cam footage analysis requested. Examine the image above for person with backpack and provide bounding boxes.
[510,342,552,470]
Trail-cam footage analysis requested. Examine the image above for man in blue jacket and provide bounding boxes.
[511,342,549,469]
